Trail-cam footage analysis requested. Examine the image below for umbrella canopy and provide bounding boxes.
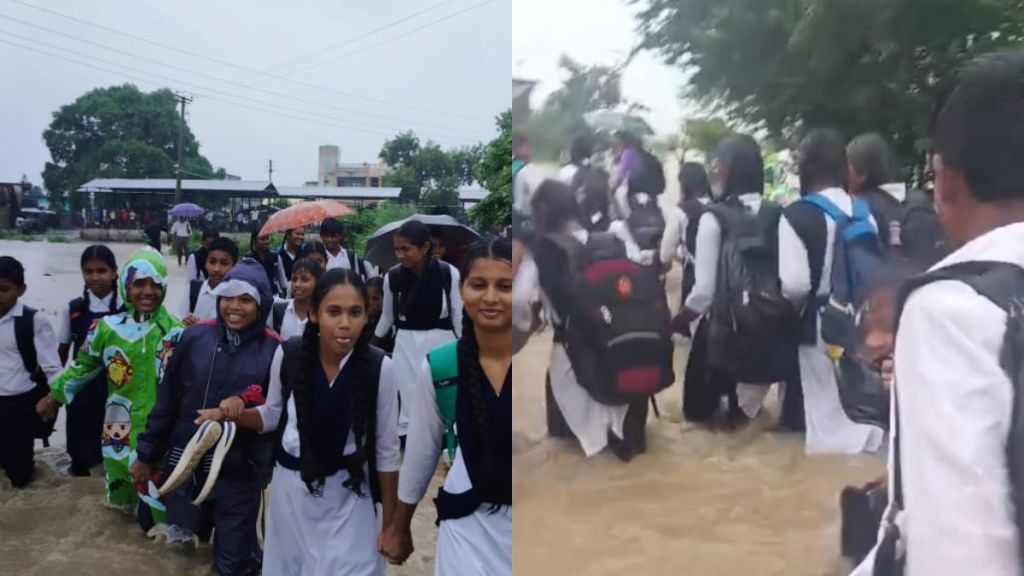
[168,203,205,218]
[583,110,654,137]
[364,214,481,270]
[259,200,355,236]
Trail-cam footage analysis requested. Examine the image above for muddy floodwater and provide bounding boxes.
[0,239,439,576]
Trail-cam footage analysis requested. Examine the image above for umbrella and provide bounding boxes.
[583,110,654,137]
[364,214,481,270]
[168,203,205,218]
[259,200,355,236]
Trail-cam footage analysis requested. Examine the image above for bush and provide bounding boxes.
[341,202,418,253]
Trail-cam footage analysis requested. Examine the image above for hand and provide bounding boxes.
[672,309,698,337]
[182,314,198,327]
[130,460,155,492]
[219,396,245,421]
[35,395,58,422]
[378,524,414,565]
[195,408,224,425]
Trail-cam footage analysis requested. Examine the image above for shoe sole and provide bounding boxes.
[158,420,223,498]
[192,421,236,505]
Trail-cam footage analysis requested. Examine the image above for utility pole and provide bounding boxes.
[174,93,193,206]
[268,159,274,182]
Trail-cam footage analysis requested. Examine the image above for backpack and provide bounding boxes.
[872,260,1024,575]
[346,250,370,281]
[625,193,667,252]
[628,149,666,197]
[705,201,798,384]
[14,307,57,444]
[428,341,460,463]
[538,232,674,405]
[899,189,949,269]
[188,280,204,315]
[387,263,456,338]
[680,198,709,301]
[570,164,612,232]
[271,301,288,335]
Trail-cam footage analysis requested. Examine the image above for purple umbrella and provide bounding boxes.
[168,203,205,218]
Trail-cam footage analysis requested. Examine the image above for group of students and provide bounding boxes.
[0,217,512,575]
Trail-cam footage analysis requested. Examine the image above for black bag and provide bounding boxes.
[680,197,708,302]
[899,189,949,269]
[272,301,288,335]
[625,194,667,252]
[571,165,612,232]
[14,307,57,444]
[705,201,797,384]
[629,149,666,197]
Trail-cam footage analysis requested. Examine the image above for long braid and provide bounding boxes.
[342,329,374,497]
[458,313,500,511]
[294,319,325,495]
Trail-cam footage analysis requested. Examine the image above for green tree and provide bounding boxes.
[682,117,732,156]
[632,0,1024,170]
[42,84,224,212]
[471,111,512,232]
[379,133,479,205]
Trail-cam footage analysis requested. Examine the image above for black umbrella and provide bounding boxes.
[364,214,481,270]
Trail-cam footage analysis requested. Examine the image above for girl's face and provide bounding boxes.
[205,251,235,288]
[462,257,514,332]
[219,294,260,331]
[291,270,316,302]
[394,235,430,270]
[367,287,384,319]
[287,229,306,250]
[128,277,163,315]
[253,235,271,253]
[310,283,368,359]
[83,259,116,298]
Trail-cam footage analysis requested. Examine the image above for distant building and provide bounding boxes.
[0,180,31,230]
[317,145,388,188]
[513,78,537,129]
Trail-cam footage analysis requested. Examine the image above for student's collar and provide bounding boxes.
[0,302,25,323]
[89,290,115,306]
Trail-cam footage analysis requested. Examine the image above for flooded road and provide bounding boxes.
[0,239,439,576]
[511,158,885,575]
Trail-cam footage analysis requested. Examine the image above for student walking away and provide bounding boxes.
[847,133,950,267]
[674,136,798,426]
[373,220,462,442]
[298,240,329,271]
[853,51,1024,576]
[365,277,396,355]
[777,129,885,455]
[179,237,239,326]
[275,228,306,297]
[660,162,713,301]
[512,132,539,274]
[515,180,673,462]
[0,257,63,488]
[247,230,284,297]
[171,216,193,267]
[559,134,612,232]
[133,259,281,575]
[56,246,123,476]
[41,248,184,529]
[320,219,377,279]
[185,228,220,283]
[144,221,168,254]
[272,258,323,340]
[380,238,512,574]
[227,268,400,575]
[609,130,666,220]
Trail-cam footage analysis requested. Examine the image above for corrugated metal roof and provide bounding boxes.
[458,187,489,201]
[276,186,401,200]
[78,178,275,194]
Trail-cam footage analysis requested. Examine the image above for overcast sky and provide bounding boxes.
[0,0,510,188]
[513,0,689,137]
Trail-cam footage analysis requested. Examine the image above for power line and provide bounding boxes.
[0,14,490,138]
[1,0,493,124]
[0,28,486,143]
[283,0,501,77]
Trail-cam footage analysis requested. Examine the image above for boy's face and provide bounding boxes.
[291,270,316,302]
[219,294,259,331]
[128,278,163,315]
[0,278,26,317]
[432,235,447,260]
[205,251,235,288]
[322,232,341,252]
[368,287,384,318]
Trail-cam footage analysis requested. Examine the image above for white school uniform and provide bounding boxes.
[56,290,115,345]
[177,279,217,322]
[399,359,511,576]
[852,223,1024,576]
[185,253,203,283]
[276,300,308,341]
[257,347,401,576]
[777,186,884,454]
[374,262,463,437]
[326,248,379,279]
[512,229,631,457]
[0,302,63,396]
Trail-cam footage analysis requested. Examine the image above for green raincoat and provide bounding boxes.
[51,247,184,523]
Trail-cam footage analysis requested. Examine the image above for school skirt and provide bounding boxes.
[548,342,629,457]
[436,505,512,576]
[393,327,458,437]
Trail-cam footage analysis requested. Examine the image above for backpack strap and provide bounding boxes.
[428,340,460,462]
[189,280,203,314]
[14,306,39,378]
[272,301,288,334]
[387,266,402,328]
[439,262,457,337]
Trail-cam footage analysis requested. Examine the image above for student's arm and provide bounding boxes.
[276,256,289,298]
[659,208,684,270]
[56,305,72,365]
[374,273,396,338]
[33,314,64,384]
[185,253,198,282]
[177,287,190,320]
[512,254,539,333]
[374,357,401,527]
[136,335,187,466]
[449,265,463,338]
[683,211,721,315]
[240,346,284,433]
[778,214,812,303]
[364,259,379,279]
[896,282,1019,575]
[50,321,106,405]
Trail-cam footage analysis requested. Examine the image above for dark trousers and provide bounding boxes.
[0,389,37,488]
[166,476,262,576]
[683,318,739,423]
[546,373,649,461]
[66,374,106,471]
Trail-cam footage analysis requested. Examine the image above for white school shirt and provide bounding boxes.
[257,347,401,473]
[0,303,64,396]
[170,220,192,238]
[684,193,763,314]
[886,223,1024,576]
[57,290,115,345]
[325,247,378,278]
[375,262,463,339]
[277,300,308,341]
[274,250,297,298]
[177,280,217,322]
[659,198,713,269]
[185,253,204,283]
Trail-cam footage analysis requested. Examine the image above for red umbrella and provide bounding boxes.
[259,200,355,236]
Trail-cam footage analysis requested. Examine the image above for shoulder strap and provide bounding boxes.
[388,267,402,323]
[439,262,456,336]
[69,297,88,316]
[189,280,203,314]
[802,194,849,226]
[428,340,460,461]
[14,306,39,376]
[273,302,288,333]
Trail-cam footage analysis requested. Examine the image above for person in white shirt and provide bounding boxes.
[274,228,306,298]
[179,237,238,326]
[0,256,63,488]
[272,258,322,340]
[659,161,713,285]
[170,216,193,267]
[319,219,377,279]
[853,51,1024,576]
[777,129,884,455]
[184,228,220,284]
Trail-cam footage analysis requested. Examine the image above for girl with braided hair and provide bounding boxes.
[381,237,512,575]
[228,268,400,575]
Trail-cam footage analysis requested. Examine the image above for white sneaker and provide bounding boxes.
[158,420,223,498]
[192,421,237,505]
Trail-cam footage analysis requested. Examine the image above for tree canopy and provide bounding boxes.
[379,132,481,207]
[632,0,1024,168]
[42,84,224,212]
[471,111,512,232]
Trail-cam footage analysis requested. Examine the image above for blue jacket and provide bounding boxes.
[137,259,281,485]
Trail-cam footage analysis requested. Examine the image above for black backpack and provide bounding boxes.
[387,263,456,338]
[899,189,949,269]
[628,149,666,197]
[680,197,709,301]
[272,301,289,335]
[625,193,667,252]
[14,307,57,444]
[705,201,798,384]
[188,279,204,315]
[571,164,612,232]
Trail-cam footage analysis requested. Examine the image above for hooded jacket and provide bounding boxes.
[137,259,282,486]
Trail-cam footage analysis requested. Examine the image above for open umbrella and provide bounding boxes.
[584,110,654,137]
[364,214,481,270]
[168,203,205,218]
[259,200,355,236]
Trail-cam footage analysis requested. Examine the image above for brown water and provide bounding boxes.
[510,159,885,576]
[0,239,439,576]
